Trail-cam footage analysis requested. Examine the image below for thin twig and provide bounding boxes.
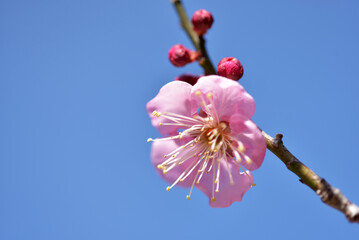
[171,0,359,223]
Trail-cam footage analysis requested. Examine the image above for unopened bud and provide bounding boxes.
[192,9,214,36]
[217,57,244,81]
[168,44,197,67]
[175,74,202,85]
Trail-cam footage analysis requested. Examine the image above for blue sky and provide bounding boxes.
[1,0,359,239]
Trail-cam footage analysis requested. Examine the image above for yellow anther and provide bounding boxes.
[214,180,218,184]
[166,186,170,191]
[198,170,202,173]
[251,183,257,187]
[180,179,184,182]
[239,144,245,153]
[163,170,167,175]
[219,122,227,129]
[196,181,200,184]
[164,155,167,158]
[152,111,157,116]
[190,144,193,147]
[206,92,213,99]
[186,195,191,200]
[211,197,216,202]
[156,113,161,117]
[159,123,163,126]
[215,190,219,193]
[157,165,163,169]
[171,155,175,158]
[245,155,253,164]
[195,90,201,96]
[178,162,182,165]
[147,138,153,142]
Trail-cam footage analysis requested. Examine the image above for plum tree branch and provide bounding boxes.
[171,0,359,223]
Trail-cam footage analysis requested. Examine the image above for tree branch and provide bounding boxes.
[171,0,359,223]
[263,132,359,223]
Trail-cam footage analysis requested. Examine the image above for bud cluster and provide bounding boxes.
[168,9,245,84]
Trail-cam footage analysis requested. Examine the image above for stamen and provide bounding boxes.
[148,106,255,201]
[223,151,234,185]
[206,92,219,122]
[215,160,220,192]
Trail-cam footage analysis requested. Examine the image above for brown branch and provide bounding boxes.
[262,131,359,223]
[171,0,359,223]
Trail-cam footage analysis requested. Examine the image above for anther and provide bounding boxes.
[244,155,253,164]
[195,90,201,96]
[157,165,163,169]
[251,183,256,187]
[206,92,213,99]
[147,138,153,142]
[238,143,245,153]
[186,195,191,200]
[166,187,170,191]
[211,197,216,202]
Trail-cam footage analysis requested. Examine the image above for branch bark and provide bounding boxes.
[263,132,359,223]
[171,0,359,223]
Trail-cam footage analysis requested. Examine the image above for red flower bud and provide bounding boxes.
[168,44,197,67]
[217,57,244,81]
[191,9,214,36]
[175,74,202,85]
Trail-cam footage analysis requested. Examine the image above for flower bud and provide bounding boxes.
[168,44,197,67]
[191,9,214,36]
[175,74,202,85]
[217,57,244,81]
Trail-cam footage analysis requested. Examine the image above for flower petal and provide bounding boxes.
[191,75,255,122]
[147,81,193,136]
[230,119,266,171]
[151,139,197,188]
[196,159,253,208]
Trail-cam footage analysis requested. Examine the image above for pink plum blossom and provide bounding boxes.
[147,75,266,207]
